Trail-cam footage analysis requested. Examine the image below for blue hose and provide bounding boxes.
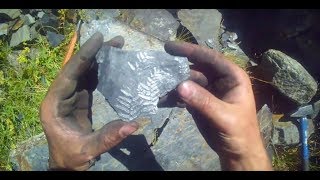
[300,117,309,171]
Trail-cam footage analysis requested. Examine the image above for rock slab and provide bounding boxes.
[260,49,318,105]
[96,46,190,121]
[177,9,222,50]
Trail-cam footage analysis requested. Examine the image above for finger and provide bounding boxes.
[189,70,208,87]
[164,41,241,80]
[157,69,207,107]
[86,120,139,157]
[51,32,104,100]
[177,80,226,127]
[103,36,124,49]
[63,32,104,81]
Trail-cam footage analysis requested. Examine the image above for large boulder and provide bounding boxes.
[259,49,318,105]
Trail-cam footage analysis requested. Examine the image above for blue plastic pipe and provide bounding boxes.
[300,117,309,171]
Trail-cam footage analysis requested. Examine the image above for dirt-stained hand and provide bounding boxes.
[40,32,139,171]
[165,42,273,171]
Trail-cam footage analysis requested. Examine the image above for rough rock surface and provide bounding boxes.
[117,9,179,41]
[272,117,314,146]
[257,104,273,149]
[177,9,222,50]
[10,25,31,47]
[260,49,318,105]
[96,46,190,120]
[46,31,65,47]
[21,14,36,26]
[0,9,21,20]
[0,23,8,36]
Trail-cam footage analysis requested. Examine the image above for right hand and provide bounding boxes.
[165,42,273,171]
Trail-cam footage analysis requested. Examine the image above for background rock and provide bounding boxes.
[7,50,22,70]
[257,104,274,160]
[96,9,120,20]
[177,9,222,50]
[39,13,59,31]
[37,11,45,19]
[0,9,21,20]
[259,49,318,105]
[10,25,31,47]
[46,31,64,47]
[272,117,314,146]
[257,105,273,149]
[21,14,36,26]
[117,9,179,41]
[0,23,8,36]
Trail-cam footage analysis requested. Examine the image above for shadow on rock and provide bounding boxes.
[108,134,164,171]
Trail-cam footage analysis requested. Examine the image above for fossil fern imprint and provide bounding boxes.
[96,46,190,120]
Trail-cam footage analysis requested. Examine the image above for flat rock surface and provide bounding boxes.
[0,9,21,20]
[177,9,222,50]
[10,25,31,47]
[117,9,179,41]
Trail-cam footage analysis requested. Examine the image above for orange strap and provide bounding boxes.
[62,31,78,66]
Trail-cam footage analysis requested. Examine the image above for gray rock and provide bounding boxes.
[10,25,31,47]
[0,23,8,36]
[10,18,221,171]
[96,9,120,20]
[21,14,36,26]
[311,99,320,119]
[0,9,21,20]
[79,9,99,23]
[272,117,314,146]
[39,13,59,29]
[10,133,48,171]
[46,31,65,47]
[28,48,40,60]
[260,49,318,104]
[291,104,314,118]
[37,11,45,19]
[177,9,222,50]
[7,50,22,70]
[96,46,190,121]
[80,19,164,51]
[119,9,180,41]
[257,105,273,148]
[30,22,40,40]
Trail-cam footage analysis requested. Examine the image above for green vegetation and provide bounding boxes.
[0,10,80,170]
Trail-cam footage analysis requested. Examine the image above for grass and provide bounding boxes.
[0,10,80,170]
[272,130,320,171]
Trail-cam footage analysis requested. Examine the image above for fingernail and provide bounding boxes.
[119,122,138,137]
[177,81,194,100]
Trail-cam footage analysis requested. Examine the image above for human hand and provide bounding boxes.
[165,42,272,171]
[40,32,139,171]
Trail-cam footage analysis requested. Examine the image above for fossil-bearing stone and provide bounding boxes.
[96,46,190,120]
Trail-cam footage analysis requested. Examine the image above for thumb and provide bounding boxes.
[177,80,224,122]
[86,120,139,158]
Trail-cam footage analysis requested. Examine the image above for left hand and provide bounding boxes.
[40,32,139,171]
